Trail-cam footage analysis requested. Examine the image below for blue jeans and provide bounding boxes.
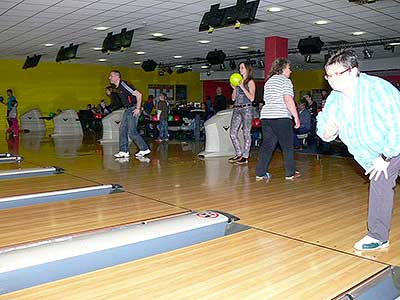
[119,107,149,152]
[159,119,168,140]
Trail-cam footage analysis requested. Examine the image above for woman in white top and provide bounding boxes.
[255,58,300,180]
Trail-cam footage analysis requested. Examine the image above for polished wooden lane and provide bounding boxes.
[0,192,186,248]
[0,229,387,300]
[0,173,104,198]
[1,136,398,299]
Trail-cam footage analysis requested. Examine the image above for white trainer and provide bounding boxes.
[135,149,151,157]
[114,151,130,158]
[353,235,389,251]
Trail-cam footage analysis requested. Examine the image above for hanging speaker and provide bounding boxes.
[206,49,226,65]
[141,59,158,72]
[297,37,324,55]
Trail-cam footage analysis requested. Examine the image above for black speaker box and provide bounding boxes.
[298,37,324,55]
[141,59,158,72]
[206,50,226,65]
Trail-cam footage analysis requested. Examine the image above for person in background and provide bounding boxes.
[156,93,169,142]
[6,89,16,127]
[6,100,19,137]
[255,58,300,181]
[105,86,122,111]
[108,70,150,159]
[317,49,400,251]
[214,86,227,113]
[293,99,311,149]
[143,95,155,137]
[304,94,318,119]
[229,61,256,165]
[98,99,111,116]
[204,95,214,120]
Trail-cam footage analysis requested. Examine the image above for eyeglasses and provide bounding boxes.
[324,67,352,80]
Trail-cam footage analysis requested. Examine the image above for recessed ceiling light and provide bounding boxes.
[198,40,211,44]
[239,46,249,50]
[175,65,184,68]
[314,20,330,25]
[388,42,400,46]
[352,31,366,36]
[136,51,145,55]
[174,55,183,59]
[133,61,142,65]
[93,47,102,51]
[98,58,107,62]
[267,7,282,12]
[43,43,54,47]
[94,26,109,31]
[152,33,164,37]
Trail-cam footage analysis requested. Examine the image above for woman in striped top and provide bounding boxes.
[255,58,301,181]
[228,61,256,165]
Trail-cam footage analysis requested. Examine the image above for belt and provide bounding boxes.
[233,103,252,108]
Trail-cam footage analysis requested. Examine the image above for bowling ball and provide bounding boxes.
[151,114,159,122]
[168,115,173,121]
[252,118,261,128]
[49,112,56,118]
[0,96,3,102]
[173,115,181,122]
[229,73,242,87]
[139,114,144,122]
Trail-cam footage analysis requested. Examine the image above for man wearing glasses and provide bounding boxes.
[317,49,400,251]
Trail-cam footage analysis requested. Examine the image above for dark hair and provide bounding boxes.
[325,49,359,71]
[268,58,290,78]
[299,98,308,106]
[110,70,121,78]
[6,89,12,94]
[105,86,113,91]
[238,61,254,85]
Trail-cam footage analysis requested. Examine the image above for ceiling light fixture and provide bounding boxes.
[363,45,373,59]
[136,51,146,55]
[98,58,107,62]
[267,7,282,12]
[43,43,54,47]
[388,42,400,46]
[198,40,211,44]
[314,20,330,25]
[94,26,110,31]
[201,65,210,69]
[234,20,241,30]
[175,65,184,68]
[352,31,366,36]
[239,46,249,50]
[173,55,183,59]
[93,47,102,51]
[152,33,164,37]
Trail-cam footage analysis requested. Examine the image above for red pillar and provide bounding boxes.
[264,36,288,80]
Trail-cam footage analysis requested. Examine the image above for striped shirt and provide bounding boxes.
[260,74,294,119]
[316,73,400,170]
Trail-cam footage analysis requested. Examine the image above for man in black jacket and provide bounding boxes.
[109,70,150,158]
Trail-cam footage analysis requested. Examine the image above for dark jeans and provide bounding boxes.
[256,118,295,177]
[119,107,149,153]
[158,119,168,140]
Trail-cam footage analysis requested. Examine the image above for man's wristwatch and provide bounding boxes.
[381,154,391,162]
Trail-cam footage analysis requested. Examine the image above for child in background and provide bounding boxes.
[157,93,169,142]
[7,100,19,136]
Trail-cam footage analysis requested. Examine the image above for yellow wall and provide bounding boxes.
[291,69,329,101]
[0,60,203,129]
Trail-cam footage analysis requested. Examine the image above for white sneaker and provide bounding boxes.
[114,151,130,158]
[353,235,389,251]
[135,149,151,157]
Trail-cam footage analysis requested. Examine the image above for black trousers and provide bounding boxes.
[256,118,295,177]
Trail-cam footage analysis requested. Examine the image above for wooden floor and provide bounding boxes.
[0,134,399,299]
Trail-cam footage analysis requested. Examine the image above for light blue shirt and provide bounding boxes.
[317,73,400,170]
